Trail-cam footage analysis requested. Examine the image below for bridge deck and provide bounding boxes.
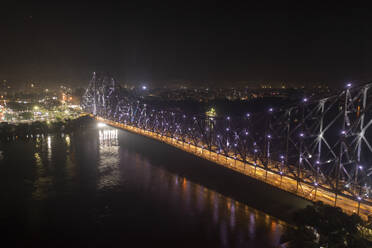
[95,116,372,220]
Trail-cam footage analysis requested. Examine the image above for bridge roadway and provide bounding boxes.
[94,115,372,220]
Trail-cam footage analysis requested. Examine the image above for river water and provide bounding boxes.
[0,122,310,247]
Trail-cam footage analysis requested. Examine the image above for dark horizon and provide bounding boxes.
[1,2,372,88]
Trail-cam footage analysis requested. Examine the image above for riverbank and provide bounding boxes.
[0,115,93,141]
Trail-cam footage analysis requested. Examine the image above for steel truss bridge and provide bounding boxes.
[82,72,372,219]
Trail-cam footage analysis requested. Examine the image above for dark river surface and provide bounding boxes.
[0,122,310,247]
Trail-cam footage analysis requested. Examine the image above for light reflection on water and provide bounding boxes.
[98,128,120,190]
[95,126,285,246]
[1,125,286,247]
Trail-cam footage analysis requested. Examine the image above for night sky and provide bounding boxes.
[1,1,371,87]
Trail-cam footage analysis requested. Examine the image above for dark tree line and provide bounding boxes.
[281,201,371,247]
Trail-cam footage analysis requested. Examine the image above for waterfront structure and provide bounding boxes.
[82,73,372,219]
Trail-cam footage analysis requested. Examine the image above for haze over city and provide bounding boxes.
[1,2,372,88]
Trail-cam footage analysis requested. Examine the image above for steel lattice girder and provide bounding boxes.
[82,73,372,206]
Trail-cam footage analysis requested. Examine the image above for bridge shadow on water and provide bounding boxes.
[118,128,311,223]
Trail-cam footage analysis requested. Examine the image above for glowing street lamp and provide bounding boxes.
[97,122,107,128]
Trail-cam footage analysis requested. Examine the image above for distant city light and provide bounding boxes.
[206,108,216,118]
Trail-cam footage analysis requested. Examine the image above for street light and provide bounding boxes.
[97,122,107,128]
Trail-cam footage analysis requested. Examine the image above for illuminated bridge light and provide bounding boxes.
[97,122,107,128]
